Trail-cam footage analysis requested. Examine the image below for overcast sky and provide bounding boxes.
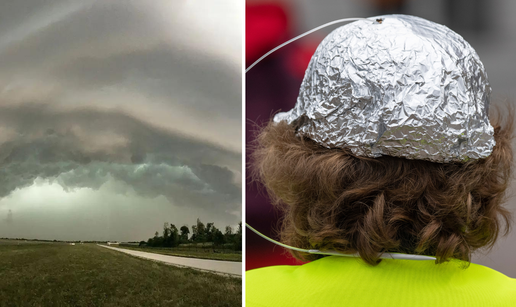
[0,1,242,241]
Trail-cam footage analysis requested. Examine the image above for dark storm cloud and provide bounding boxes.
[0,1,240,121]
[0,2,163,68]
[0,0,242,230]
[190,164,241,197]
[0,104,241,213]
[0,104,239,168]
[0,1,77,30]
[52,44,241,121]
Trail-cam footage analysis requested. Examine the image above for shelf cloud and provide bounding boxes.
[0,0,242,241]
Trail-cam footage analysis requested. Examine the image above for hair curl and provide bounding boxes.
[250,107,514,265]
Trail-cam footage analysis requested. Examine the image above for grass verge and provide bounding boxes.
[0,243,241,307]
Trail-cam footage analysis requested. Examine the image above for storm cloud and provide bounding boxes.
[0,1,242,240]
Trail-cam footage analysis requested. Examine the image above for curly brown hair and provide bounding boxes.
[250,107,514,265]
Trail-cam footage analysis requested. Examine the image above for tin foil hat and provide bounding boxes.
[274,15,495,163]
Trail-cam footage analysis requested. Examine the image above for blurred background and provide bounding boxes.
[246,0,516,277]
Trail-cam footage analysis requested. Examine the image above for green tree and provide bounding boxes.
[213,229,225,247]
[234,222,242,251]
[169,223,179,247]
[191,225,198,242]
[196,218,206,243]
[224,226,234,245]
[150,230,163,247]
[206,222,215,242]
[163,222,170,244]
[225,226,233,236]
[180,225,190,243]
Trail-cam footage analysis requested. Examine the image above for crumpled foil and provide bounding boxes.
[274,14,495,163]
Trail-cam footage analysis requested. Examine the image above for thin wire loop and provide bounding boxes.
[246,17,371,73]
[246,223,436,261]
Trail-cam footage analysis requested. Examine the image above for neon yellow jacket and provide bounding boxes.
[246,256,516,306]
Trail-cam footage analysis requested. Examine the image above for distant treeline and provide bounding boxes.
[142,218,242,251]
[0,238,56,242]
[1,238,90,243]
[0,238,119,244]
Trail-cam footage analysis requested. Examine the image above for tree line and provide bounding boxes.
[142,218,242,251]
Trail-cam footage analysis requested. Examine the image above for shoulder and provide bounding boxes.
[246,265,301,307]
[245,259,363,306]
[461,263,516,305]
[245,259,516,307]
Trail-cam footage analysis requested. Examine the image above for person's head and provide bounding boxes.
[251,110,513,265]
[250,15,514,266]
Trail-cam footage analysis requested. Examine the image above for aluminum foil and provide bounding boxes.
[274,15,495,163]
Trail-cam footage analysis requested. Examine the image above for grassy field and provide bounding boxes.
[0,239,54,245]
[0,242,241,307]
[116,246,242,262]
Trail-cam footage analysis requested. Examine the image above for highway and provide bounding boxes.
[99,245,241,277]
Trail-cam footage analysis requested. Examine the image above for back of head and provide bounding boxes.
[251,15,514,265]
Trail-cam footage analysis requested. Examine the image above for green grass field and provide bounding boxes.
[116,245,242,262]
[0,242,241,307]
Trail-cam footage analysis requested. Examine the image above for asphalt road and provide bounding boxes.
[99,245,242,276]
